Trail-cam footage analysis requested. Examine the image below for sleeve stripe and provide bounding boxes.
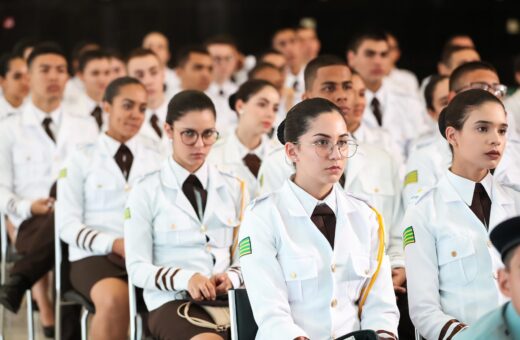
[161,268,171,291]
[155,267,165,290]
[439,319,459,340]
[88,232,99,252]
[447,323,467,340]
[76,227,88,248]
[81,229,96,250]
[170,268,181,291]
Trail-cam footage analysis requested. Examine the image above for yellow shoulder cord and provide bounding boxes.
[230,180,246,259]
[357,206,385,318]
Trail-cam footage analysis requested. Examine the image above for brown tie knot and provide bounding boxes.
[311,203,336,249]
[150,113,163,138]
[42,117,55,142]
[370,97,383,126]
[91,106,103,130]
[470,182,492,229]
[243,153,261,178]
[182,174,207,219]
[114,144,133,180]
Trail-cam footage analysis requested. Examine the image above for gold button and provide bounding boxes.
[331,299,337,308]
[364,269,370,275]
[124,184,131,192]
[205,245,211,253]
[451,251,457,257]
[374,187,379,193]
[487,240,493,248]
[290,272,297,279]
[200,225,207,233]
[227,218,233,224]
[170,224,176,229]
[417,188,423,193]
[331,264,336,273]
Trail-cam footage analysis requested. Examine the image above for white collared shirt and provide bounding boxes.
[207,80,239,136]
[446,170,493,206]
[287,179,338,217]
[0,96,25,120]
[31,102,62,137]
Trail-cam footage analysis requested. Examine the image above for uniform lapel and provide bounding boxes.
[161,160,200,223]
[345,145,366,189]
[489,181,514,231]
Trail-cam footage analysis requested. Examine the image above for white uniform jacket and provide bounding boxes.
[57,133,162,262]
[124,158,249,311]
[208,132,278,199]
[363,82,428,160]
[139,100,170,157]
[239,180,399,340]
[207,80,239,136]
[258,143,405,268]
[403,171,520,340]
[0,96,25,120]
[402,137,520,207]
[62,92,108,133]
[0,103,98,228]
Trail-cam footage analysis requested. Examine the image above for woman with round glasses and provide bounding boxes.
[124,90,248,340]
[239,98,399,340]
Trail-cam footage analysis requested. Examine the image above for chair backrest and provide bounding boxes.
[228,288,258,340]
[336,330,379,340]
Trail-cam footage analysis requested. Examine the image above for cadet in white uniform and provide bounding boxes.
[62,49,112,133]
[404,89,520,340]
[57,77,162,340]
[125,90,248,340]
[0,43,99,338]
[240,98,399,340]
[0,53,29,120]
[208,79,280,198]
[127,48,171,156]
[347,31,428,161]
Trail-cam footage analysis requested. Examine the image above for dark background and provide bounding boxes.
[1,0,519,85]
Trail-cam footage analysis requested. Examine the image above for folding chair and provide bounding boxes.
[228,288,258,340]
[54,219,95,340]
[128,276,143,340]
[0,214,35,340]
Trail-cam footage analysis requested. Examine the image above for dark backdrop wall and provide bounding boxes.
[1,0,519,85]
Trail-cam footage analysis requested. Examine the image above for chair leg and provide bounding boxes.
[80,309,89,340]
[136,314,142,340]
[26,290,34,340]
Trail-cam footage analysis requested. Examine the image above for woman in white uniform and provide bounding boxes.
[57,77,162,340]
[403,89,520,340]
[208,79,280,198]
[239,98,399,340]
[124,90,248,340]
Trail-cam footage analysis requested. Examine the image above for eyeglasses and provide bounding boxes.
[294,139,358,159]
[455,82,508,99]
[176,128,219,146]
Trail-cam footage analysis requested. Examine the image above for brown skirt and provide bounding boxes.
[69,255,127,301]
[148,300,230,340]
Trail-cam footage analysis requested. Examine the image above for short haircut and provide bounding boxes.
[257,48,284,62]
[271,27,297,45]
[103,76,145,104]
[424,75,449,111]
[166,90,216,125]
[71,41,100,62]
[106,48,124,61]
[78,49,111,73]
[204,35,237,49]
[449,61,497,91]
[443,34,474,50]
[0,53,22,77]
[248,62,281,79]
[229,79,276,112]
[12,37,38,57]
[26,42,67,68]
[347,30,388,53]
[175,45,210,68]
[304,55,348,90]
[440,45,477,66]
[126,48,160,65]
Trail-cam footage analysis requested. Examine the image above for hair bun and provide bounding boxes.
[277,120,286,144]
[438,107,448,139]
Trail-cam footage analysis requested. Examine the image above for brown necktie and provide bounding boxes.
[469,183,492,229]
[182,174,207,220]
[311,204,336,249]
[339,173,346,188]
[91,106,103,130]
[114,144,133,180]
[42,117,55,143]
[243,153,261,178]
[371,97,383,126]
[150,113,162,138]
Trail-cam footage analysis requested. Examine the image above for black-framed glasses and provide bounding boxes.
[455,82,508,99]
[177,128,219,146]
[294,139,358,159]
